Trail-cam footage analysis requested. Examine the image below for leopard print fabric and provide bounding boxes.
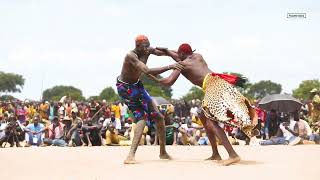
[202,74,255,137]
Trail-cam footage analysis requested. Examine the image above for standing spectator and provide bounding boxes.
[16,103,26,124]
[39,101,49,120]
[44,117,67,147]
[120,102,128,124]
[111,102,121,130]
[24,115,45,147]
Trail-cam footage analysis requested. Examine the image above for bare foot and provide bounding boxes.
[124,157,137,164]
[218,156,241,166]
[205,154,222,161]
[88,143,93,147]
[159,153,172,160]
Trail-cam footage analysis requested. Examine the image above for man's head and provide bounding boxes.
[177,43,193,60]
[135,35,150,55]
[110,111,115,120]
[108,124,115,132]
[53,116,59,126]
[33,115,40,126]
[71,111,77,119]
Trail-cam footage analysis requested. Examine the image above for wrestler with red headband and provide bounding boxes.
[116,35,183,164]
[156,44,258,166]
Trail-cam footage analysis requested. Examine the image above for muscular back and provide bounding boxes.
[120,51,150,84]
[179,53,212,87]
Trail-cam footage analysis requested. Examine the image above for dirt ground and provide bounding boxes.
[0,145,319,180]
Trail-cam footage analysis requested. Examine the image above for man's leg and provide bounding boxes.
[124,119,146,164]
[204,117,241,165]
[198,112,222,161]
[154,116,171,159]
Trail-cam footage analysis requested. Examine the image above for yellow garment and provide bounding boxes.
[192,115,203,126]
[130,123,148,145]
[0,107,3,117]
[27,106,37,120]
[39,104,48,120]
[105,130,127,145]
[111,105,121,119]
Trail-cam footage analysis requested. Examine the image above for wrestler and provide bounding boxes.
[156,44,258,166]
[116,35,183,164]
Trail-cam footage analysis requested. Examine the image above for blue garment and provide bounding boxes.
[198,137,210,145]
[26,123,44,132]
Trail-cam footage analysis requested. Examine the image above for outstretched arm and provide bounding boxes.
[158,69,181,87]
[156,47,180,62]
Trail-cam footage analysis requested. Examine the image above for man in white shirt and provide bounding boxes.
[120,102,128,123]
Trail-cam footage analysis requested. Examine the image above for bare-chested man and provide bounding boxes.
[116,35,183,164]
[156,44,258,166]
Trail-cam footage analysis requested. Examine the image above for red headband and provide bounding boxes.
[135,35,149,44]
[178,43,193,54]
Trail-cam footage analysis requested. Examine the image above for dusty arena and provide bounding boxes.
[1,145,319,180]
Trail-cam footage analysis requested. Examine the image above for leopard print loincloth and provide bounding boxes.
[202,74,255,137]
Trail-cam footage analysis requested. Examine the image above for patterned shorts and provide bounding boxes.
[116,78,159,122]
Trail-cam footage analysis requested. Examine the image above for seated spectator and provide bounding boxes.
[43,117,67,147]
[0,115,22,147]
[24,115,45,147]
[259,112,301,146]
[177,123,198,145]
[264,109,280,139]
[292,111,320,144]
[82,120,102,146]
[105,124,127,146]
[66,118,84,147]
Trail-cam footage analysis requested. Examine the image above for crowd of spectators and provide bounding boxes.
[1,91,320,148]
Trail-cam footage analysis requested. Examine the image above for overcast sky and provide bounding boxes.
[1,0,319,100]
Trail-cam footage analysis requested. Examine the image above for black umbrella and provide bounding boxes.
[258,94,302,112]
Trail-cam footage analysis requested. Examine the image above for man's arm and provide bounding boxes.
[158,70,181,87]
[285,123,299,137]
[127,53,162,82]
[156,47,180,62]
[148,63,184,76]
[149,47,167,56]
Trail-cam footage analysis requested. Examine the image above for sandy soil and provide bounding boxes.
[0,145,319,180]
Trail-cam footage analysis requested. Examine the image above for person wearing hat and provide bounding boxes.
[155,44,259,166]
[116,35,186,164]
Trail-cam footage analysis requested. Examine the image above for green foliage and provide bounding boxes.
[42,85,85,101]
[99,87,119,102]
[292,79,320,100]
[247,80,282,99]
[0,71,25,93]
[222,72,252,95]
[141,74,172,99]
[182,86,204,101]
[0,95,18,101]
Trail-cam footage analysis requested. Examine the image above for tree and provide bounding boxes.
[247,80,282,99]
[0,71,25,94]
[0,95,18,101]
[141,74,173,99]
[293,79,320,100]
[42,85,85,101]
[222,72,252,95]
[182,86,204,101]
[99,87,119,102]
